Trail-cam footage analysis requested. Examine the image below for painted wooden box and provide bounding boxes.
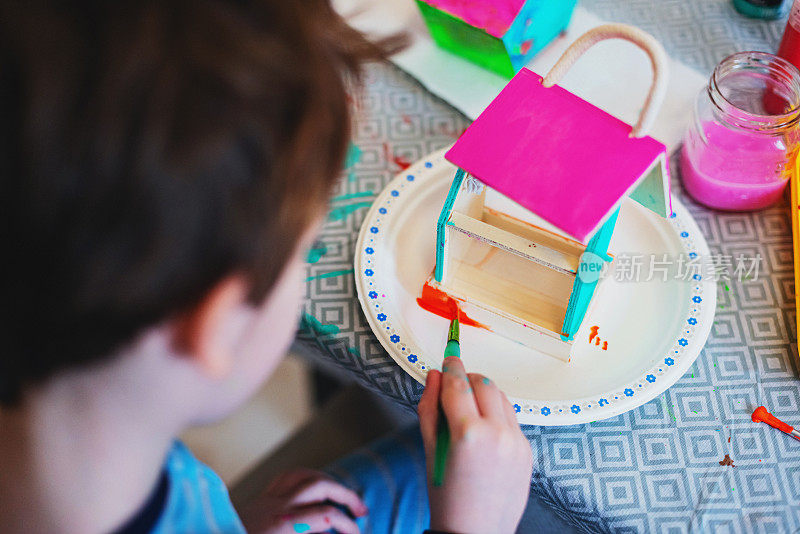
[428,25,672,361]
[416,0,577,77]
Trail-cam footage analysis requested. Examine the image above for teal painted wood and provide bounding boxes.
[502,0,578,72]
[560,207,620,341]
[629,156,670,218]
[434,168,466,282]
[586,207,619,263]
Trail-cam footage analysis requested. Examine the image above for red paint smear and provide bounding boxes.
[384,143,411,171]
[401,114,413,125]
[588,325,599,344]
[416,281,487,329]
[752,405,794,434]
[719,454,735,467]
[602,341,608,351]
[520,39,533,55]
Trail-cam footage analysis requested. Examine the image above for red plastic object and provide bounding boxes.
[752,405,794,434]
[777,1,800,71]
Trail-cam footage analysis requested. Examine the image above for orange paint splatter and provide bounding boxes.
[384,143,411,171]
[589,325,599,344]
[589,326,609,350]
[416,281,487,329]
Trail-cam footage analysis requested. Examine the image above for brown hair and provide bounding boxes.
[0,0,400,404]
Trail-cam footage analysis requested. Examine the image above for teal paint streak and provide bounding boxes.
[435,168,466,282]
[348,346,361,357]
[293,523,311,533]
[344,143,362,183]
[561,207,620,341]
[305,269,354,282]
[328,201,373,221]
[330,191,375,202]
[302,313,340,336]
[345,142,362,169]
[306,245,328,264]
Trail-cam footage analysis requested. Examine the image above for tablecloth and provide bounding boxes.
[298,1,800,531]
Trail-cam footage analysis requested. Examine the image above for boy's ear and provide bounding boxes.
[172,276,249,379]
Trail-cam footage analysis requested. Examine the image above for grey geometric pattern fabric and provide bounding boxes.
[298,1,800,530]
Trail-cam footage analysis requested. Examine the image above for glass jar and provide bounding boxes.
[680,51,800,211]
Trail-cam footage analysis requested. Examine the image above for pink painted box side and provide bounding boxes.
[419,0,526,38]
[445,68,666,243]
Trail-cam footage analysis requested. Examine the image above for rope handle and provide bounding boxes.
[541,24,669,138]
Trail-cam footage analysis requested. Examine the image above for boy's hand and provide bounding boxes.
[240,469,366,534]
[418,357,533,534]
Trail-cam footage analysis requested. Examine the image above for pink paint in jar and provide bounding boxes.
[680,52,800,211]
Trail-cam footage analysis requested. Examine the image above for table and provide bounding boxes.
[298,1,800,530]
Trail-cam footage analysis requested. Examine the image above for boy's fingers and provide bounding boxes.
[266,468,319,494]
[280,505,360,534]
[468,373,506,421]
[418,370,441,457]
[288,478,368,518]
[500,391,520,427]
[439,356,479,432]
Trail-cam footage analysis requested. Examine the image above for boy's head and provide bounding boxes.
[1,1,393,412]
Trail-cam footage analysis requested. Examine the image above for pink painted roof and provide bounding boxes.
[445,68,666,243]
[420,0,525,38]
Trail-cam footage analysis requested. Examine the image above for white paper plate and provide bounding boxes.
[354,148,715,425]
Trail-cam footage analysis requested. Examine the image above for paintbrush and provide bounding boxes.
[752,406,800,442]
[433,315,460,487]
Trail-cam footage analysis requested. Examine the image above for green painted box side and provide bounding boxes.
[416,0,516,78]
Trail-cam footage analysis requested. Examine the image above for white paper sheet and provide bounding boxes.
[334,0,707,149]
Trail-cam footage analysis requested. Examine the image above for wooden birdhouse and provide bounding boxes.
[416,0,578,78]
[429,25,672,361]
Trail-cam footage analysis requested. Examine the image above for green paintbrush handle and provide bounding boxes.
[433,338,460,486]
[443,339,460,359]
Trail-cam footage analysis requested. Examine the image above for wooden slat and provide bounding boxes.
[448,211,579,274]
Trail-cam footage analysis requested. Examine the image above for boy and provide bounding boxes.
[0,1,534,532]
